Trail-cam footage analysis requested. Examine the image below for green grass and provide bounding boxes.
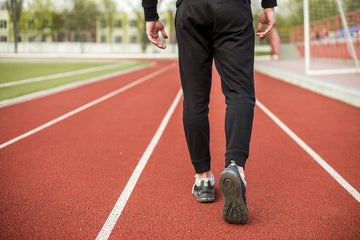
[255,51,272,56]
[0,60,151,101]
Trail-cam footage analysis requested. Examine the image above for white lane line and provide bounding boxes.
[0,63,127,88]
[0,64,175,150]
[96,88,183,240]
[0,62,153,109]
[256,100,360,203]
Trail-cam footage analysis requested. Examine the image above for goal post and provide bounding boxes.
[303,0,360,75]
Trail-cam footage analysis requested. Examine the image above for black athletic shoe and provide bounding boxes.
[192,175,215,203]
[219,161,248,224]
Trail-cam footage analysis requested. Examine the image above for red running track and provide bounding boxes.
[0,60,359,239]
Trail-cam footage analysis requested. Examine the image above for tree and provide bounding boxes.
[137,12,147,52]
[27,0,56,41]
[6,0,23,53]
[67,0,98,43]
[100,0,116,43]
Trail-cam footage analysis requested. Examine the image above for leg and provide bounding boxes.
[212,8,256,169]
[210,0,255,224]
[175,0,214,174]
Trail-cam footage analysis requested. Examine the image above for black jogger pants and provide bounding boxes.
[175,0,255,173]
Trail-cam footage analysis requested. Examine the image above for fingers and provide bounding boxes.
[263,23,275,38]
[147,33,158,46]
[161,28,168,39]
[147,34,166,49]
[256,22,264,36]
[155,38,166,49]
[257,23,263,33]
[256,8,276,41]
[146,22,158,45]
[145,20,167,49]
[256,23,274,41]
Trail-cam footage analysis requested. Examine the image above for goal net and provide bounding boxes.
[295,0,360,75]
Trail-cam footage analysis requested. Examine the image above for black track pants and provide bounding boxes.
[175,0,255,173]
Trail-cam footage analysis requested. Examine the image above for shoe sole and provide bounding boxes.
[197,196,215,203]
[192,188,215,203]
[219,169,248,224]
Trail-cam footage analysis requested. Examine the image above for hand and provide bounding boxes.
[256,8,276,41]
[146,20,168,49]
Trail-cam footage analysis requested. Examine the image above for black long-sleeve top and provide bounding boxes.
[142,0,277,21]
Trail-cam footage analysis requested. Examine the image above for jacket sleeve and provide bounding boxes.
[142,0,159,21]
[261,0,277,8]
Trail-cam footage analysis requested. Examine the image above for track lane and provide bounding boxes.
[108,68,360,239]
[96,88,182,240]
[254,72,360,192]
[1,60,359,239]
[0,63,174,150]
[0,60,165,144]
[0,60,180,239]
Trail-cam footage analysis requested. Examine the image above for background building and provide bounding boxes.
[0,2,9,42]
[0,0,175,47]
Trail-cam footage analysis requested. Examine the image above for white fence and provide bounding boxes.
[0,42,179,55]
[0,42,271,60]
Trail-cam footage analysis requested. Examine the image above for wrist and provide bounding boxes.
[264,7,274,12]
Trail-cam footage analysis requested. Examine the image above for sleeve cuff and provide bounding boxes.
[144,7,159,21]
[261,0,277,8]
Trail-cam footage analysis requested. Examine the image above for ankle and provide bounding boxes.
[197,171,213,180]
[238,166,244,175]
[230,160,245,175]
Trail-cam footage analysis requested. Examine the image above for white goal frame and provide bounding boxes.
[303,0,360,75]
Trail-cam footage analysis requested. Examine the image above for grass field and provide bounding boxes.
[0,60,150,102]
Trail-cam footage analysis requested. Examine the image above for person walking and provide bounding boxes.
[142,0,277,224]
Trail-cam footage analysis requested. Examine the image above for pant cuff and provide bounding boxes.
[193,158,211,173]
[225,151,248,168]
